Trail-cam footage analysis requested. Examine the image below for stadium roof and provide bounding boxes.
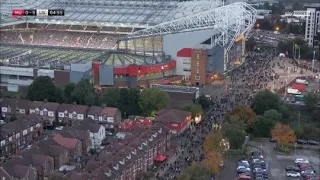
[0,0,223,27]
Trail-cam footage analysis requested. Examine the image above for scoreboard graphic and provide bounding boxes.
[12,9,64,17]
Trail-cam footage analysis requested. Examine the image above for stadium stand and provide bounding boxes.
[0,30,120,49]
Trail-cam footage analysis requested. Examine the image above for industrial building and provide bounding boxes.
[305,7,320,48]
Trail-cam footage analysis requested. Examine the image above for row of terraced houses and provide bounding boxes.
[0,98,192,180]
[0,98,122,130]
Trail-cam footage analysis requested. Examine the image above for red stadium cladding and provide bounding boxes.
[112,60,176,77]
[113,67,128,75]
[92,61,101,74]
[128,65,139,76]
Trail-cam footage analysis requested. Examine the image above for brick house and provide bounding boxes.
[0,159,37,180]
[77,123,170,180]
[59,128,91,154]
[37,139,69,170]
[29,101,60,126]
[52,133,82,161]
[155,109,192,134]
[87,106,122,131]
[0,98,31,118]
[57,103,89,124]
[74,118,105,148]
[0,114,44,158]
[1,148,55,180]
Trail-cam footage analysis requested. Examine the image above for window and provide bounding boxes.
[43,111,48,116]
[35,110,40,114]
[94,114,98,120]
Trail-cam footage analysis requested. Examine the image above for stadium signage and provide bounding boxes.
[285,11,311,17]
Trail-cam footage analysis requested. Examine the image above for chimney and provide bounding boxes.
[73,102,77,105]
[43,99,48,103]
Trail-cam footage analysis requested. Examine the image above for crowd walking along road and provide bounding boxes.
[155,49,317,180]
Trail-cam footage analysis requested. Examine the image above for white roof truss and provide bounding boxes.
[125,2,257,51]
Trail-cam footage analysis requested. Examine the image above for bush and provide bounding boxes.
[277,146,290,153]
[286,143,303,149]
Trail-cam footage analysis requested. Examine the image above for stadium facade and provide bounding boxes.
[0,0,257,92]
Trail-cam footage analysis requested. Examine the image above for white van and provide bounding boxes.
[287,88,302,95]
[295,79,309,85]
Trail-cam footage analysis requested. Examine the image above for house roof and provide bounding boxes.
[29,101,60,111]
[0,98,31,110]
[1,159,35,178]
[87,106,119,117]
[76,118,101,133]
[1,119,29,136]
[38,138,68,157]
[155,109,191,123]
[53,134,78,149]
[58,103,89,114]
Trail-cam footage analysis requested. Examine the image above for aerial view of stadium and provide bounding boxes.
[0,0,257,92]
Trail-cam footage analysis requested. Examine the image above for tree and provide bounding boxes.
[271,123,296,145]
[64,83,75,103]
[202,151,223,176]
[253,116,276,137]
[55,87,65,103]
[203,132,226,155]
[252,90,281,114]
[138,88,169,116]
[304,93,319,109]
[122,88,142,116]
[227,106,256,128]
[312,109,320,122]
[102,88,121,107]
[27,76,57,102]
[197,94,211,110]
[263,109,282,122]
[71,79,96,106]
[221,118,246,149]
[180,104,203,119]
[177,163,212,180]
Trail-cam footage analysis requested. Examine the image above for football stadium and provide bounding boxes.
[0,0,257,92]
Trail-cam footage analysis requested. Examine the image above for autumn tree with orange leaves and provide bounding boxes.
[271,123,296,145]
[203,132,226,155]
[202,151,223,176]
[227,105,256,128]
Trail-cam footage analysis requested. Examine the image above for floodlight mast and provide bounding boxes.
[123,2,257,51]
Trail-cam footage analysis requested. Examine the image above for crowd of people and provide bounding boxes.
[0,30,120,49]
[156,49,280,180]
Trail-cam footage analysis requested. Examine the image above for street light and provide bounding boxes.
[275,27,280,31]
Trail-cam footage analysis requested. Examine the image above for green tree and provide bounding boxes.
[304,92,319,109]
[253,116,276,137]
[27,76,57,102]
[177,163,212,180]
[221,117,246,149]
[55,87,65,103]
[124,88,142,116]
[279,104,290,120]
[252,90,281,114]
[303,124,320,141]
[71,79,96,106]
[64,83,75,103]
[312,109,320,122]
[263,109,282,122]
[138,88,169,116]
[197,94,211,110]
[180,104,203,119]
[102,88,121,107]
[293,125,304,139]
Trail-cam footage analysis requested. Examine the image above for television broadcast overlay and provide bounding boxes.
[0,0,257,92]
[12,9,64,17]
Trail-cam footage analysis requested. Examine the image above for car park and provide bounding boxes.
[251,152,264,160]
[237,168,250,174]
[286,171,301,177]
[237,166,251,172]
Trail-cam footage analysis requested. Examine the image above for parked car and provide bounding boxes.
[237,166,251,172]
[295,158,309,164]
[286,165,300,172]
[296,139,307,144]
[286,171,301,177]
[307,140,319,146]
[251,152,264,160]
[301,170,315,177]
